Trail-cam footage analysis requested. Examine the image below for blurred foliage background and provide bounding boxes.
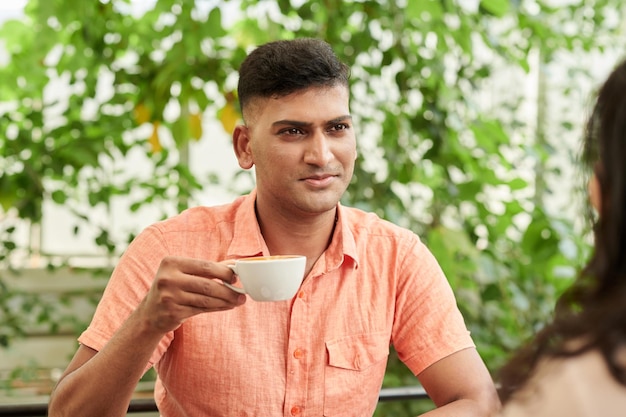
[1,0,625,415]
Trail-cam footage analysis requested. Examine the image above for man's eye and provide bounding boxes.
[281,128,304,135]
[330,123,349,132]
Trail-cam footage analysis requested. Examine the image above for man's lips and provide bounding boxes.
[301,174,337,187]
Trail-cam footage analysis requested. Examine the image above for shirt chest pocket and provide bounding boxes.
[323,332,390,416]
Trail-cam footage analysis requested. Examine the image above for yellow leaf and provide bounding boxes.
[219,102,240,133]
[189,112,203,140]
[149,121,162,153]
[134,103,151,125]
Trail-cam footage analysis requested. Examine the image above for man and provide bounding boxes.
[48,38,500,417]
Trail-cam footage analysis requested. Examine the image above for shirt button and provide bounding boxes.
[297,290,305,299]
[293,348,305,359]
[290,405,301,415]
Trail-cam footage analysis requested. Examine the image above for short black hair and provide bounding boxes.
[237,38,350,119]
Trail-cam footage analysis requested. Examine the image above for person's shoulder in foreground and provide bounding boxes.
[496,57,626,416]
[500,348,626,417]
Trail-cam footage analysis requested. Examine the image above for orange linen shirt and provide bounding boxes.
[79,190,474,417]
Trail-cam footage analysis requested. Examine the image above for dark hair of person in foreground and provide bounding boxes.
[497,58,626,402]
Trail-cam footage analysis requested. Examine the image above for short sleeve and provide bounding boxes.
[391,236,474,375]
[78,225,175,372]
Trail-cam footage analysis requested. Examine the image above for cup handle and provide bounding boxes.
[225,264,246,294]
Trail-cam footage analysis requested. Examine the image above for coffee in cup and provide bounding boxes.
[225,255,306,301]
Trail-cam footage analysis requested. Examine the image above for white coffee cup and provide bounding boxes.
[225,255,306,301]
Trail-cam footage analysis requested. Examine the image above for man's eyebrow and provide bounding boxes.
[271,115,353,128]
[328,115,353,124]
[272,119,311,128]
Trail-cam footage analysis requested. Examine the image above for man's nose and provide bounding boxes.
[303,131,333,166]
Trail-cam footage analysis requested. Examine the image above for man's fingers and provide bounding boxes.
[180,290,246,312]
[160,256,236,283]
[179,276,246,305]
[150,256,245,320]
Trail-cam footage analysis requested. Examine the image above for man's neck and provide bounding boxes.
[255,205,338,276]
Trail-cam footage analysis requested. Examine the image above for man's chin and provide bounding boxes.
[297,193,343,214]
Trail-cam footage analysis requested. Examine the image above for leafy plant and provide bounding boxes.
[0,0,623,413]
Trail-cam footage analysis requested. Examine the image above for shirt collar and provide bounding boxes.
[227,189,267,259]
[324,202,359,271]
[227,189,360,271]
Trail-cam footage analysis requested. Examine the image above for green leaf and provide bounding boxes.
[470,119,509,153]
[51,190,67,204]
[508,178,528,190]
[171,116,190,146]
[480,0,510,17]
[405,0,444,21]
[205,7,226,38]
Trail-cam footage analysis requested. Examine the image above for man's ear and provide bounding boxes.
[233,124,254,169]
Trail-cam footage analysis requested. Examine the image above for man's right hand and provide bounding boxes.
[138,256,247,334]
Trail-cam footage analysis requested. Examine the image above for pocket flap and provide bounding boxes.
[326,332,389,371]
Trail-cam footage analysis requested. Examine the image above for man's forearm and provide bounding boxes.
[420,397,500,417]
[48,309,165,417]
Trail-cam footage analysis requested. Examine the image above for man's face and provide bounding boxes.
[234,85,357,219]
